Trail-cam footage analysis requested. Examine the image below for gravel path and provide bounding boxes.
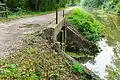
[0,7,74,58]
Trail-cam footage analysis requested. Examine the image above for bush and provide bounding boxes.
[116,2,120,13]
[72,63,83,73]
[67,8,102,41]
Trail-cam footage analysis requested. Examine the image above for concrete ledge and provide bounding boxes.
[54,43,102,80]
[42,17,65,43]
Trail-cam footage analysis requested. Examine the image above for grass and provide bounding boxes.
[0,11,54,22]
[66,52,82,59]
[67,7,103,41]
[0,7,67,22]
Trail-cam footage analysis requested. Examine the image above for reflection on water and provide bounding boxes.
[83,10,120,79]
[83,39,114,79]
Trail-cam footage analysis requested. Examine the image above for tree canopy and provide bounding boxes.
[83,0,120,13]
[0,0,80,12]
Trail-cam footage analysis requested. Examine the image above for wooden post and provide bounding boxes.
[5,5,7,18]
[0,4,7,18]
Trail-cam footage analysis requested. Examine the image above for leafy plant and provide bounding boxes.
[83,0,120,13]
[0,63,41,79]
[72,62,83,73]
[116,2,120,13]
[67,8,102,41]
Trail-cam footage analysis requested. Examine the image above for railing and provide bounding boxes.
[0,4,8,18]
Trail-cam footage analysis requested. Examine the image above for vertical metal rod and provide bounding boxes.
[63,9,64,17]
[56,8,58,24]
[64,23,67,51]
[64,26,66,46]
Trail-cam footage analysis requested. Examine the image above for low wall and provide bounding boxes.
[57,23,99,55]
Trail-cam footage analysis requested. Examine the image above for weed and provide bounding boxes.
[72,62,83,73]
[67,8,103,41]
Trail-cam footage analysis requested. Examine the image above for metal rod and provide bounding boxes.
[63,19,66,42]
[56,8,58,24]
[63,9,64,17]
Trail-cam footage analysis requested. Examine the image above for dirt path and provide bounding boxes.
[0,7,73,58]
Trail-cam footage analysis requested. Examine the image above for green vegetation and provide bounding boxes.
[0,0,80,12]
[0,8,62,22]
[106,66,120,80]
[83,0,120,13]
[67,8,102,41]
[72,63,86,79]
[72,62,83,73]
[0,63,41,79]
[0,0,80,21]
[66,52,81,58]
[0,30,90,80]
[0,10,55,22]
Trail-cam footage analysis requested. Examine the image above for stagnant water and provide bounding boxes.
[83,10,120,79]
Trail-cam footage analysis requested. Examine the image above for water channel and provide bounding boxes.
[83,10,120,79]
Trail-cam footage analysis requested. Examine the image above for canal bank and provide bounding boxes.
[83,9,120,80]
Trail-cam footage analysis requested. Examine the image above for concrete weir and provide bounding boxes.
[42,13,102,80]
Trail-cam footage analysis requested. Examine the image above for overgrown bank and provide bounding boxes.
[0,7,103,80]
[83,0,120,13]
[67,8,102,41]
[65,8,103,64]
[0,29,98,80]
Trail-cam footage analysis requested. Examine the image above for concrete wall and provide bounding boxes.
[57,23,99,55]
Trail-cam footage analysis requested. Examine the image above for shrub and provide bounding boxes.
[116,2,120,13]
[67,8,102,41]
[72,62,83,73]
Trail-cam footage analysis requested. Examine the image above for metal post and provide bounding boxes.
[63,9,64,17]
[64,25,66,46]
[56,8,58,24]
[63,22,67,51]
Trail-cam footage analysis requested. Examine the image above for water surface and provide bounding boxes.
[83,10,120,79]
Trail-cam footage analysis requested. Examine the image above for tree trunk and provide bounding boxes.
[35,0,38,11]
[71,0,75,6]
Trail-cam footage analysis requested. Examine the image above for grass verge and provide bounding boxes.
[0,7,66,22]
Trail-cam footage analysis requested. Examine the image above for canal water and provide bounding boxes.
[83,10,120,79]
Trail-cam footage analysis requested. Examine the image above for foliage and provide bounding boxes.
[0,59,41,79]
[72,62,87,79]
[106,66,120,80]
[67,8,102,41]
[83,0,120,13]
[0,30,89,80]
[83,0,103,8]
[72,62,83,73]
[116,2,120,13]
[1,0,80,12]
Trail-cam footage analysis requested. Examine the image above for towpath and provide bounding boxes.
[0,7,74,58]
